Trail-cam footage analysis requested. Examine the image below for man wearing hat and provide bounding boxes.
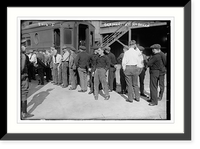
[104,46,117,92]
[147,44,164,106]
[88,45,101,94]
[75,45,90,92]
[68,46,78,90]
[61,45,70,88]
[122,40,141,103]
[93,47,110,100]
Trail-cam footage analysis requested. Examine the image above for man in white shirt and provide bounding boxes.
[27,50,37,81]
[52,48,62,85]
[61,45,70,88]
[122,40,141,103]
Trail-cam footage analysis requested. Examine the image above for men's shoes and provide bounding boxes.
[134,98,140,102]
[88,91,94,94]
[140,93,149,98]
[69,87,76,90]
[78,90,87,92]
[157,97,162,101]
[108,89,113,92]
[94,96,98,100]
[149,103,157,106]
[126,100,133,103]
[104,96,110,100]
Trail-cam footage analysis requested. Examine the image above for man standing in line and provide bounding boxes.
[156,44,167,101]
[52,48,62,85]
[36,50,46,85]
[75,46,90,92]
[117,46,129,94]
[88,45,100,94]
[147,44,163,106]
[104,46,117,92]
[138,46,149,98]
[61,45,70,88]
[21,45,34,119]
[93,47,110,100]
[122,40,141,103]
[68,46,78,90]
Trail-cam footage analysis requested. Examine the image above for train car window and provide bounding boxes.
[34,33,39,44]
[64,29,72,44]
[54,29,60,46]
[90,31,94,46]
[22,33,31,47]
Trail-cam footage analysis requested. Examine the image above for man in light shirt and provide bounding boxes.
[61,45,70,88]
[52,48,62,85]
[122,40,141,103]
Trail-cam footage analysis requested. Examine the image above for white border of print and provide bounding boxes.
[7,7,183,133]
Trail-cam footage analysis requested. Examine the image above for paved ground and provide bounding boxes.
[26,67,167,120]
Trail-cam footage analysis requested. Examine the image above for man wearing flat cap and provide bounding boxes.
[88,45,101,94]
[75,45,90,92]
[93,47,110,100]
[61,45,70,88]
[147,44,165,106]
[104,46,117,92]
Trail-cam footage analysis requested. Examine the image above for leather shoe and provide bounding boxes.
[157,97,162,101]
[126,100,133,103]
[78,90,84,92]
[88,91,93,94]
[149,103,156,106]
[140,93,149,98]
[69,87,76,90]
[104,96,110,100]
[134,98,140,102]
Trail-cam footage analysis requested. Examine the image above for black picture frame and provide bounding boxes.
[2,1,191,141]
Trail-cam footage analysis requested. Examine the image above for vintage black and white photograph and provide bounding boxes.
[20,20,170,120]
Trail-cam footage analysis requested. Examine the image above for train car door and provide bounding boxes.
[78,24,89,53]
[53,29,60,54]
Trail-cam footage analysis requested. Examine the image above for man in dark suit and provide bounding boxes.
[36,50,46,85]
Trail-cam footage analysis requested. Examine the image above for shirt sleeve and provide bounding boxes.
[62,51,70,62]
[122,52,127,70]
[147,55,157,67]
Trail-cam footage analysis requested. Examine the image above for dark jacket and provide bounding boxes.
[75,51,90,70]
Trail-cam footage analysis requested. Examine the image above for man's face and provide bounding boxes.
[94,49,98,54]
[152,49,158,54]
[98,48,103,55]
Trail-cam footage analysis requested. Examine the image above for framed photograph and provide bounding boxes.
[3,1,191,140]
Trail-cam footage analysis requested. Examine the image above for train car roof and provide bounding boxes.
[22,20,95,31]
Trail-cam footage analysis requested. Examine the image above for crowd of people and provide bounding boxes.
[21,40,167,119]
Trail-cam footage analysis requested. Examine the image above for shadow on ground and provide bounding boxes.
[27,88,54,114]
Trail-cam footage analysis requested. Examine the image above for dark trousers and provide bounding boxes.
[139,68,146,94]
[94,68,109,97]
[89,71,102,92]
[28,63,36,81]
[62,61,69,87]
[45,66,51,82]
[37,67,44,84]
[158,74,165,99]
[78,67,88,91]
[120,68,126,92]
[69,68,77,89]
[124,66,140,101]
[150,70,160,105]
[108,67,116,91]
[58,64,62,85]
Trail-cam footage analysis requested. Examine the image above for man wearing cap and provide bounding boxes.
[21,45,34,119]
[61,45,70,88]
[36,50,46,85]
[75,45,90,92]
[122,40,141,103]
[88,45,100,94]
[52,49,62,85]
[147,44,164,106]
[138,46,149,98]
[117,46,128,94]
[104,46,117,92]
[93,47,110,100]
[68,46,78,90]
